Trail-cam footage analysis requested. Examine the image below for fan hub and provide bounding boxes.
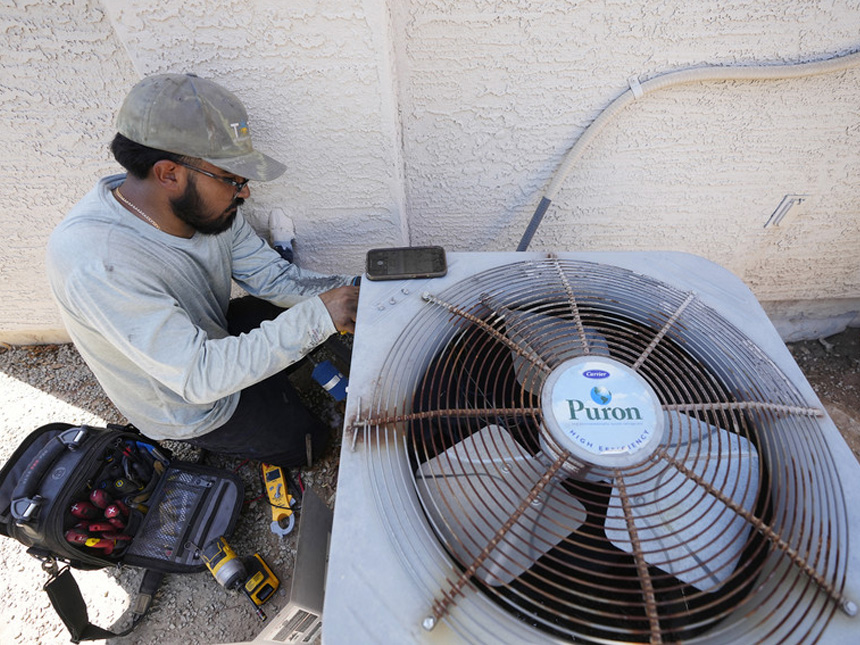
[540,357,664,473]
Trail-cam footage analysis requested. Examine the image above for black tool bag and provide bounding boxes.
[0,422,244,642]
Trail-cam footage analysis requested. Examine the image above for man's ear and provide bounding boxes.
[151,159,184,193]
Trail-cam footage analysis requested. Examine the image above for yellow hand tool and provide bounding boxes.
[262,463,295,536]
[200,536,267,621]
[243,553,280,607]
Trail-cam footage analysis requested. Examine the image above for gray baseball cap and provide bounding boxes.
[116,73,286,181]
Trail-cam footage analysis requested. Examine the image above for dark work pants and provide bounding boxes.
[186,297,330,467]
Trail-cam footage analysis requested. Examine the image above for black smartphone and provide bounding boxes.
[365,246,447,281]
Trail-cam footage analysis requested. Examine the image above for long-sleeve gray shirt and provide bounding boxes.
[46,175,350,440]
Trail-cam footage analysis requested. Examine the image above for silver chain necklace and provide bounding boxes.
[114,187,162,231]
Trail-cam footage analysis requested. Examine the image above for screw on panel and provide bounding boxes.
[422,616,436,631]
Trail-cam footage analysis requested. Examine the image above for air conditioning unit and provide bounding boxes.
[323,251,859,644]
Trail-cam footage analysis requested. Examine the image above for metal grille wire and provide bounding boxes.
[355,258,849,644]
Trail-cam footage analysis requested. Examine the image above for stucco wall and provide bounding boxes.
[2,1,139,343]
[394,1,860,338]
[101,0,406,265]
[1,0,405,343]
[1,0,858,343]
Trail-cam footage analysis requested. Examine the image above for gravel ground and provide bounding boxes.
[0,341,347,645]
[0,329,857,645]
[787,328,860,462]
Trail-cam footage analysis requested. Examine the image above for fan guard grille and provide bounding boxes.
[355,258,850,643]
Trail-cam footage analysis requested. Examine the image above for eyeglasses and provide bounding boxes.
[177,161,249,193]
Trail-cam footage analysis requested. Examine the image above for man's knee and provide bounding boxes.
[226,297,284,335]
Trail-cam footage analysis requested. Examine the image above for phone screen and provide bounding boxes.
[365,246,447,281]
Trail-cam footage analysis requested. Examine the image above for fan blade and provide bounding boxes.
[497,307,609,394]
[416,424,587,586]
[605,411,760,592]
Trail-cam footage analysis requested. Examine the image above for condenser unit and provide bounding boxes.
[323,251,859,644]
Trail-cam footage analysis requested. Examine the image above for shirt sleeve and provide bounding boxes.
[60,260,338,405]
[228,214,353,307]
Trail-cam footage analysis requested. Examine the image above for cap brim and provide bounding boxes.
[202,150,287,182]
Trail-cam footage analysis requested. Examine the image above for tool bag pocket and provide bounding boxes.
[124,461,243,571]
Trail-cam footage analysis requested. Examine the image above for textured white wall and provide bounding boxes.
[395,1,860,334]
[1,0,859,342]
[1,0,404,342]
[101,0,407,267]
[1,0,139,343]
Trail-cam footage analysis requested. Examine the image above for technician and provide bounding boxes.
[46,73,359,467]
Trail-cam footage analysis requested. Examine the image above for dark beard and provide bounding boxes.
[170,177,243,235]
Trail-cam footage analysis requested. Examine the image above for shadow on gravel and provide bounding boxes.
[0,343,128,424]
[0,336,352,443]
[0,339,350,644]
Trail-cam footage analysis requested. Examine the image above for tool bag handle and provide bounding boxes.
[10,427,88,521]
[43,564,163,643]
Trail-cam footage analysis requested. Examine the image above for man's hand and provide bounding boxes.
[319,285,360,334]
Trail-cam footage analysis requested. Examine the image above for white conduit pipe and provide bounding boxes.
[517,49,860,251]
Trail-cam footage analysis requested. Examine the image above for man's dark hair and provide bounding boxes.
[110,133,187,179]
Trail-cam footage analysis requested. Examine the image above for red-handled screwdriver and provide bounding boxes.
[64,529,90,544]
[89,489,113,509]
[64,530,116,554]
[104,503,127,520]
[107,516,126,530]
[70,501,99,519]
[88,521,115,532]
